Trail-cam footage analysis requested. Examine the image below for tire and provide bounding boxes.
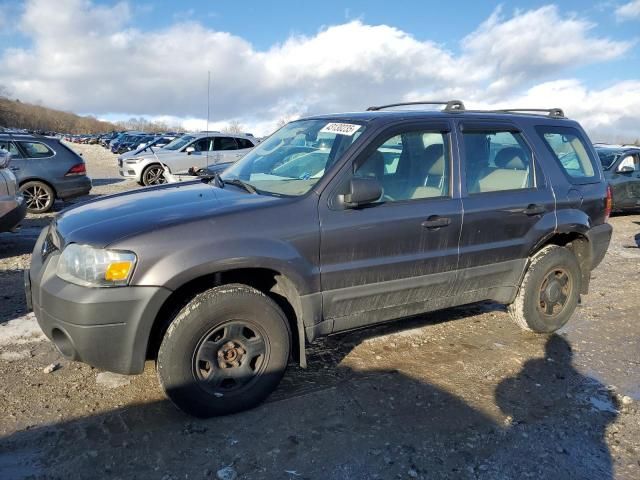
[157,284,291,417]
[508,245,582,333]
[20,181,55,214]
[141,164,166,186]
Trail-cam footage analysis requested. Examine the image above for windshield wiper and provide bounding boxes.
[223,178,257,194]
[188,167,225,188]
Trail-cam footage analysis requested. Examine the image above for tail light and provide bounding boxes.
[65,163,86,176]
[604,185,612,222]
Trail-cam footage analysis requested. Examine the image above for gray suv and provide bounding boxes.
[0,149,26,232]
[0,134,92,213]
[26,102,612,417]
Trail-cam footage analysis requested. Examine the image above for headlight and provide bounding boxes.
[56,244,137,287]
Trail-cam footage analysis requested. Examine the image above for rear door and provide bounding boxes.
[214,136,240,164]
[454,120,556,299]
[319,121,463,331]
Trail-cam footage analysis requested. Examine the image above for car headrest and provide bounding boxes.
[424,144,445,175]
[495,147,526,170]
[358,150,385,179]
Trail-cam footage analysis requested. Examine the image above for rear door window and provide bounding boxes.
[462,130,534,194]
[215,137,238,151]
[0,140,23,158]
[537,127,598,182]
[236,138,254,149]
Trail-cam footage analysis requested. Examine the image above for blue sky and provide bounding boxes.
[1,0,640,138]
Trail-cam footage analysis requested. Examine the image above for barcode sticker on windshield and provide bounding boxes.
[320,123,361,136]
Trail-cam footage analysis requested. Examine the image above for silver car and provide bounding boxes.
[0,149,26,232]
[118,132,256,186]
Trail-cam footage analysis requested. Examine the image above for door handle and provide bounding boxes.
[421,216,451,229]
[10,166,19,171]
[522,204,545,216]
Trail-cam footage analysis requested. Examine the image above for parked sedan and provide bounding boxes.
[0,134,92,213]
[595,144,640,211]
[0,149,26,232]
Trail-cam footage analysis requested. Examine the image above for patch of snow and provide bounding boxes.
[96,372,131,389]
[0,313,45,347]
[0,350,31,362]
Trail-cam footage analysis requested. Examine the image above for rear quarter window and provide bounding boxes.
[536,126,598,183]
[18,141,55,158]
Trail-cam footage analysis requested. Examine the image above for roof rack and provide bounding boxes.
[366,100,465,112]
[489,108,565,118]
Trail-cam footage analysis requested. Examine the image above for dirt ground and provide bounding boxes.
[0,143,639,480]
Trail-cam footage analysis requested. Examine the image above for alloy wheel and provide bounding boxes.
[144,166,166,185]
[23,184,51,212]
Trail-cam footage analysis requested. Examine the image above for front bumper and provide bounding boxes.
[26,228,171,374]
[0,195,27,232]
[118,158,146,180]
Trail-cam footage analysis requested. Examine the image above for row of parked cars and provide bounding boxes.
[1,123,639,231]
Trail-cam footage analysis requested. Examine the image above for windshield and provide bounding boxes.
[221,119,365,196]
[595,149,622,169]
[163,135,195,151]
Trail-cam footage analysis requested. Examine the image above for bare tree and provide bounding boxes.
[222,120,244,134]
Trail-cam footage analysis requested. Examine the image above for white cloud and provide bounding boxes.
[0,0,636,137]
[616,0,640,20]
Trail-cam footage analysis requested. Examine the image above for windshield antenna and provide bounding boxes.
[206,70,211,170]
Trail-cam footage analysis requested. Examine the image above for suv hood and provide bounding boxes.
[54,181,282,248]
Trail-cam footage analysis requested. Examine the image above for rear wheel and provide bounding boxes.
[141,164,166,186]
[508,245,582,333]
[157,284,291,417]
[20,181,55,213]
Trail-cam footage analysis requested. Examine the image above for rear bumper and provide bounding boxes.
[57,176,92,200]
[0,196,27,232]
[26,228,172,374]
[586,223,612,270]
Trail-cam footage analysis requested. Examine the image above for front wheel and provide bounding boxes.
[157,284,291,417]
[141,164,166,186]
[508,245,582,333]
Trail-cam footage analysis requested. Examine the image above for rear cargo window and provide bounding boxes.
[537,127,597,182]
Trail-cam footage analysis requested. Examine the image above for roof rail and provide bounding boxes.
[489,108,565,118]
[366,100,465,112]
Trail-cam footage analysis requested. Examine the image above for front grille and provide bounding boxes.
[41,231,58,260]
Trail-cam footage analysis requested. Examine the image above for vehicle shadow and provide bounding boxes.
[0,323,618,479]
[0,268,27,323]
[91,178,126,187]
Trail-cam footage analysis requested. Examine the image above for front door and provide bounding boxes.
[611,153,640,209]
[454,121,556,299]
[319,122,462,332]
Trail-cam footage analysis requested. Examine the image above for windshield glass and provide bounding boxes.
[221,119,365,196]
[163,135,194,151]
[596,149,621,169]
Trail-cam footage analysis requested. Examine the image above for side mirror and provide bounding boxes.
[618,165,635,174]
[185,146,195,155]
[343,177,382,208]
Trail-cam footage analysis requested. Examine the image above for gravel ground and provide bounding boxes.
[0,144,638,479]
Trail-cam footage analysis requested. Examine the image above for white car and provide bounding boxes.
[118,132,256,185]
